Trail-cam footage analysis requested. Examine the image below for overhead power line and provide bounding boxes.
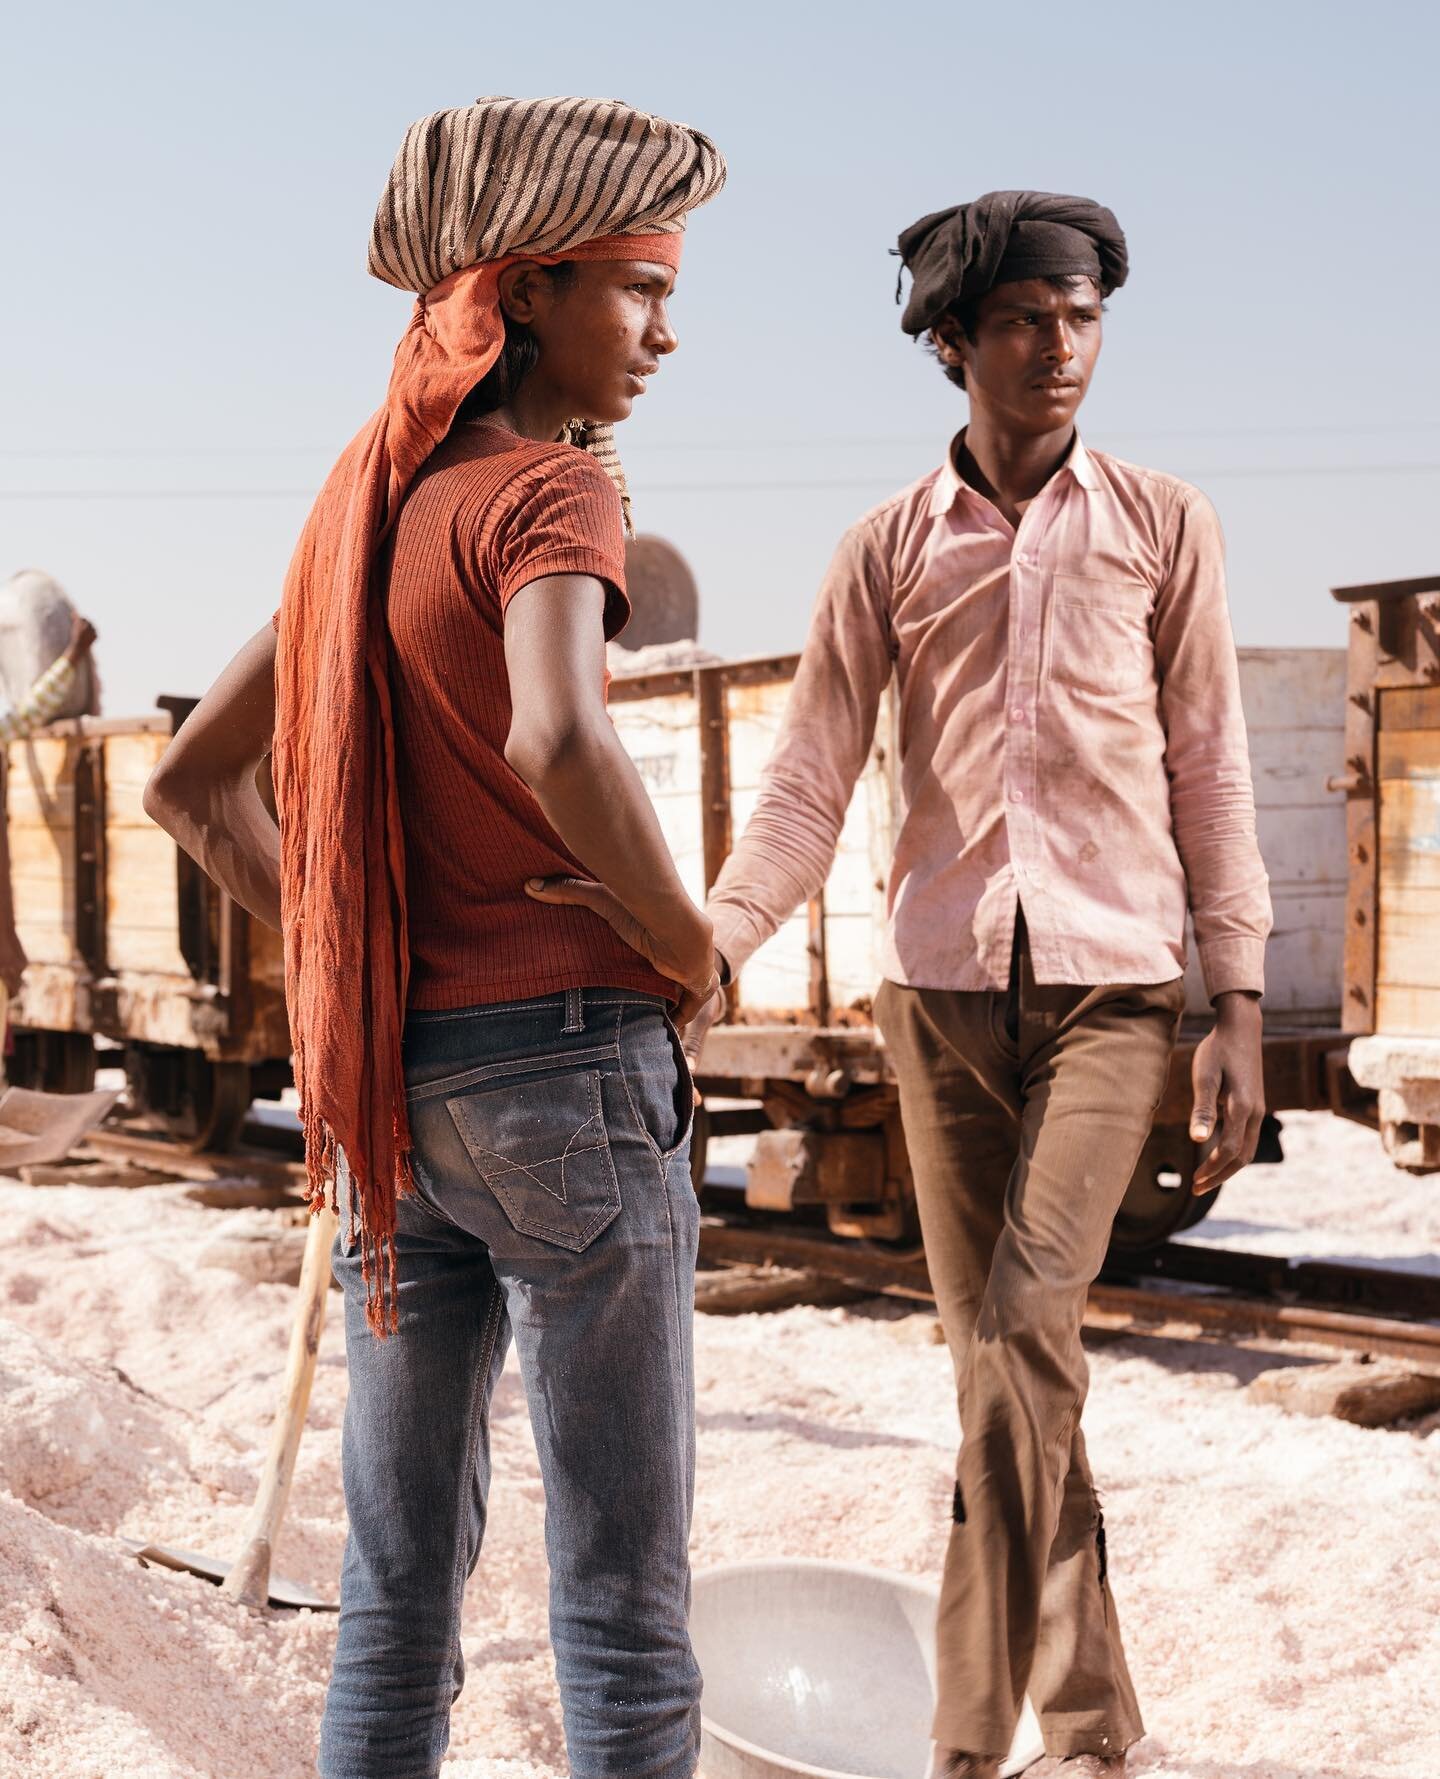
[4,421,1440,460]
[3,463,1440,501]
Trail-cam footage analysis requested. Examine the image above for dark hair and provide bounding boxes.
[456,261,578,420]
[928,272,1101,391]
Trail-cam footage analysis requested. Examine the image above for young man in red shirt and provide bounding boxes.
[145,97,724,1779]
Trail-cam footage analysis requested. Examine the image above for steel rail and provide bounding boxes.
[695,1221,1440,1367]
[73,1125,1440,1365]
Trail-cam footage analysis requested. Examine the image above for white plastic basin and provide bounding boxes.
[692,1559,1044,1779]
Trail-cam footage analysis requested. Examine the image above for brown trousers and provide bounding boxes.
[874,930,1183,1760]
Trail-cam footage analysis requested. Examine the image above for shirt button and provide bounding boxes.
[1010,706,1027,724]
[1010,788,1025,803]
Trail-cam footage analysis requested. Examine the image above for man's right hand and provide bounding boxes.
[678,981,725,1072]
[525,875,719,1027]
[65,615,98,662]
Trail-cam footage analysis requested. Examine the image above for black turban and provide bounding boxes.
[896,190,1128,337]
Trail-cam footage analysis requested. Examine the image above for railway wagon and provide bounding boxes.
[1331,574,1440,1171]
[609,645,1364,1253]
[3,648,1365,1257]
[3,699,290,1148]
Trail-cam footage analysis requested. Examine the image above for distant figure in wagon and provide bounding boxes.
[536,193,1274,1776]
[143,96,725,1779]
[0,581,100,1002]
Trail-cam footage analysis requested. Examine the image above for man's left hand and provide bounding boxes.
[1189,990,1265,1194]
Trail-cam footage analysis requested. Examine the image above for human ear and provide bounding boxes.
[930,320,968,370]
[497,262,542,326]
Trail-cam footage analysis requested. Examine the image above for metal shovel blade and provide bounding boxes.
[123,1538,338,1612]
[0,1083,121,1170]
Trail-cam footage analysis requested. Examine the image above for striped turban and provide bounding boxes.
[368,97,725,528]
[274,99,725,1335]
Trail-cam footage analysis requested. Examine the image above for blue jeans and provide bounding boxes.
[318,987,702,1779]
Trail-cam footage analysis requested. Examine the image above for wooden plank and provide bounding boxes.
[1332,576,1440,604]
[26,713,173,739]
[1379,854,1440,890]
[5,736,78,825]
[1378,779,1440,887]
[9,804,75,964]
[104,826,187,975]
[1374,983,1440,1036]
[103,732,170,825]
[1379,687,1440,731]
[1378,905,1440,988]
[1376,880,1440,915]
[1378,729,1440,779]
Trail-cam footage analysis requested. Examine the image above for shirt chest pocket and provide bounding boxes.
[1048,575,1154,697]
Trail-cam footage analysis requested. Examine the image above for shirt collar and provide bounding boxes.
[928,428,1098,516]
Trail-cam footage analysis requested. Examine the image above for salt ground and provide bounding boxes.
[0,1109,1437,1779]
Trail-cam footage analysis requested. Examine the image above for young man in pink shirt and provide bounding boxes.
[534,191,1271,1777]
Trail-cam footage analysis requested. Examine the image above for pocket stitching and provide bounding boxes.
[1049,585,1152,694]
[615,1004,695,1163]
[460,1108,610,1205]
[1052,573,1152,608]
[408,1042,618,1104]
[448,1071,621,1248]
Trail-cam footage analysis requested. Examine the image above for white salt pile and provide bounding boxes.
[0,1112,1436,1777]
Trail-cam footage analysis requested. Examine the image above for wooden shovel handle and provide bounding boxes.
[220,1202,339,1607]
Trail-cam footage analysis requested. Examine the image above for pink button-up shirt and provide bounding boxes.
[707,434,1271,999]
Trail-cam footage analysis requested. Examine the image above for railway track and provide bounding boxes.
[695,1219,1440,1366]
[75,1121,1440,1368]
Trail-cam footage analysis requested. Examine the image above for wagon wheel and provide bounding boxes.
[124,1048,254,1153]
[6,1030,98,1094]
[1106,1124,1218,1259]
[171,1059,254,1153]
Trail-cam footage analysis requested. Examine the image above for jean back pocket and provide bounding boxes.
[446,1068,621,1251]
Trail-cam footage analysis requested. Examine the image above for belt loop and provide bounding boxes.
[563,987,584,1035]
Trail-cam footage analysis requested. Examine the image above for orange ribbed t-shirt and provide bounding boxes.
[380,422,674,1011]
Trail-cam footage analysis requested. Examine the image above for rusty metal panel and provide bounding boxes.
[73,739,107,981]
[1337,606,1380,1032]
[696,667,733,896]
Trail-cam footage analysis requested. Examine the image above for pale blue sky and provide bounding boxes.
[3,0,1436,714]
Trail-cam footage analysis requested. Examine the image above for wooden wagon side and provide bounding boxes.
[1331,574,1440,1169]
[4,702,292,1146]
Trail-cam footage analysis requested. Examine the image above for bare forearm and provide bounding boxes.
[143,624,281,929]
[520,722,705,952]
[149,773,282,930]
